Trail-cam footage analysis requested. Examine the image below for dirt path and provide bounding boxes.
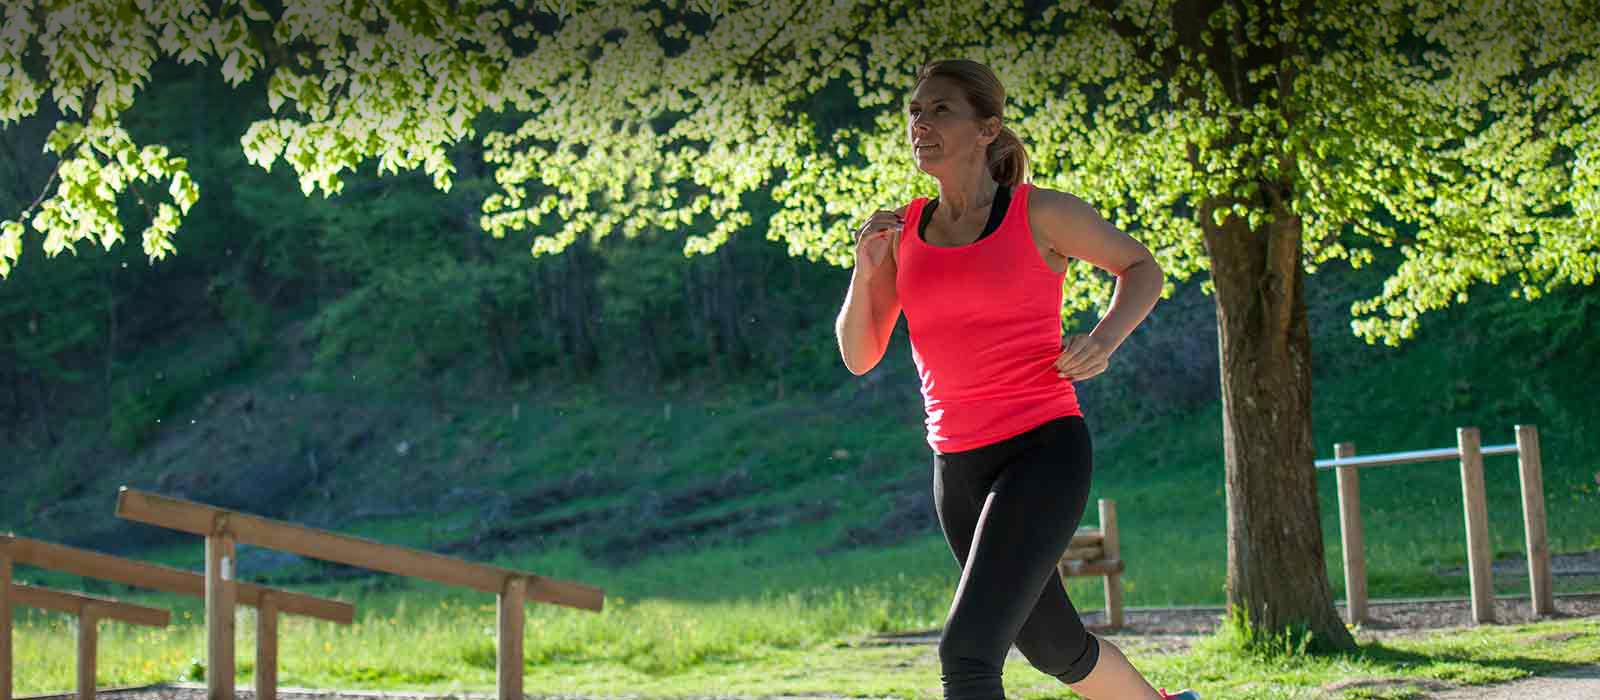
[1426,664,1600,699]
[866,592,1600,653]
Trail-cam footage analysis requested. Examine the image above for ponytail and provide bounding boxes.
[987,126,1029,188]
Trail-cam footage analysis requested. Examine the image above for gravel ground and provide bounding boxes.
[869,591,1600,649]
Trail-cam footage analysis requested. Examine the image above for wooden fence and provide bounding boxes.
[1315,425,1552,625]
[0,562,170,700]
[114,488,604,700]
[0,533,353,700]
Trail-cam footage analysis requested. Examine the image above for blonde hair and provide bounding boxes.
[914,60,1029,187]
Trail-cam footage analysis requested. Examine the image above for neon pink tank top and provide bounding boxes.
[895,183,1082,453]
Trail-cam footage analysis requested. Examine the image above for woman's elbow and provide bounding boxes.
[840,351,876,376]
[838,341,883,376]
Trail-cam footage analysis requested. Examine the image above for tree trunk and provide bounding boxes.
[1202,201,1355,651]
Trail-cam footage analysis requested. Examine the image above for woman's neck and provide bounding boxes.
[936,172,1001,223]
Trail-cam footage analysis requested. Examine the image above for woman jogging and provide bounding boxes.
[834,59,1198,700]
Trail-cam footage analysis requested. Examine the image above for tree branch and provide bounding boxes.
[735,1,808,81]
[1086,0,1181,80]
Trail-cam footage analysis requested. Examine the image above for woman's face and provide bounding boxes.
[906,76,997,175]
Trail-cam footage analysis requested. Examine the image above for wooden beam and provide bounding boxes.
[1458,427,1496,625]
[1056,559,1125,578]
[116,488,603,612]
[1059,546,1104,562]
[256,593,278,700]
[76,606,96,700]
[1335,442,1367,625]
[6,585,170,628]
[0,535,353,625]
[1515,425,1553,617]
[1068,531,1103,550]
[1098,499,1123,629]
[497,577,526,700]
[2,552,12,700]
[206,529,237,700]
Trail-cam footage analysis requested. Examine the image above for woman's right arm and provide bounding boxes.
[836,207,907,375]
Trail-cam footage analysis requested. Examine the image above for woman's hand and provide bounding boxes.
[853,209,904,278]
[1055,334,1113,381]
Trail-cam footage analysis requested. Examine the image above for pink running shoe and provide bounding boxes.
[1159,690,1201,700]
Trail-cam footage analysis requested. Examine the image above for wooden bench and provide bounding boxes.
[1055,498,1124,629]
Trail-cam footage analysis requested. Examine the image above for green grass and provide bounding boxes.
[12,587,1599,698]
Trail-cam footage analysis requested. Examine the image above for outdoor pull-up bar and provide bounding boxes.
[1315,425,1551,626]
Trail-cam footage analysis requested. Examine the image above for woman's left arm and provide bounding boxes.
[1031,188,1165,380]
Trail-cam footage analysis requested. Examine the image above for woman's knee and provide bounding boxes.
[1021,630,1101,684]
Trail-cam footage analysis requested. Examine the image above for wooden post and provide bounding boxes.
[1334,442,1367,624]
[76,605,97,700]
[256,592,278,700]
[206,518,237,700]
[498,577,527,700]
[1515,425,1553,617]
[1457,427,1496,624]
[1098,499,1123,629]
[2,552,12,700]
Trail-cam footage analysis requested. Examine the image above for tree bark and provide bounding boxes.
[1202,199,1355,651]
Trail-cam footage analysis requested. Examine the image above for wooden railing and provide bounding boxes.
[1,572,169,700]
[1315,425,1551,625]
[114,488,604,700]
[1055,499,1124,628]
[0,533,353,700]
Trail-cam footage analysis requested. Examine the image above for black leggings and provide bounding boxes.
[933,415,1099,699]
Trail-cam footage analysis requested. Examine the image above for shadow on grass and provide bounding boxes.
[1350,642,1582,683]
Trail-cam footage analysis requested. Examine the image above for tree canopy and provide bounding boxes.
[5,0,1594,343]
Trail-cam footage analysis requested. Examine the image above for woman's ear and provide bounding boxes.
[981,116,1001,146]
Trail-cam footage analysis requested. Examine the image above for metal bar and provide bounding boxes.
[1314,443,1517,470]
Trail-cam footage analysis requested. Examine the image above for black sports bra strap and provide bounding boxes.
[918,185,1013,244]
